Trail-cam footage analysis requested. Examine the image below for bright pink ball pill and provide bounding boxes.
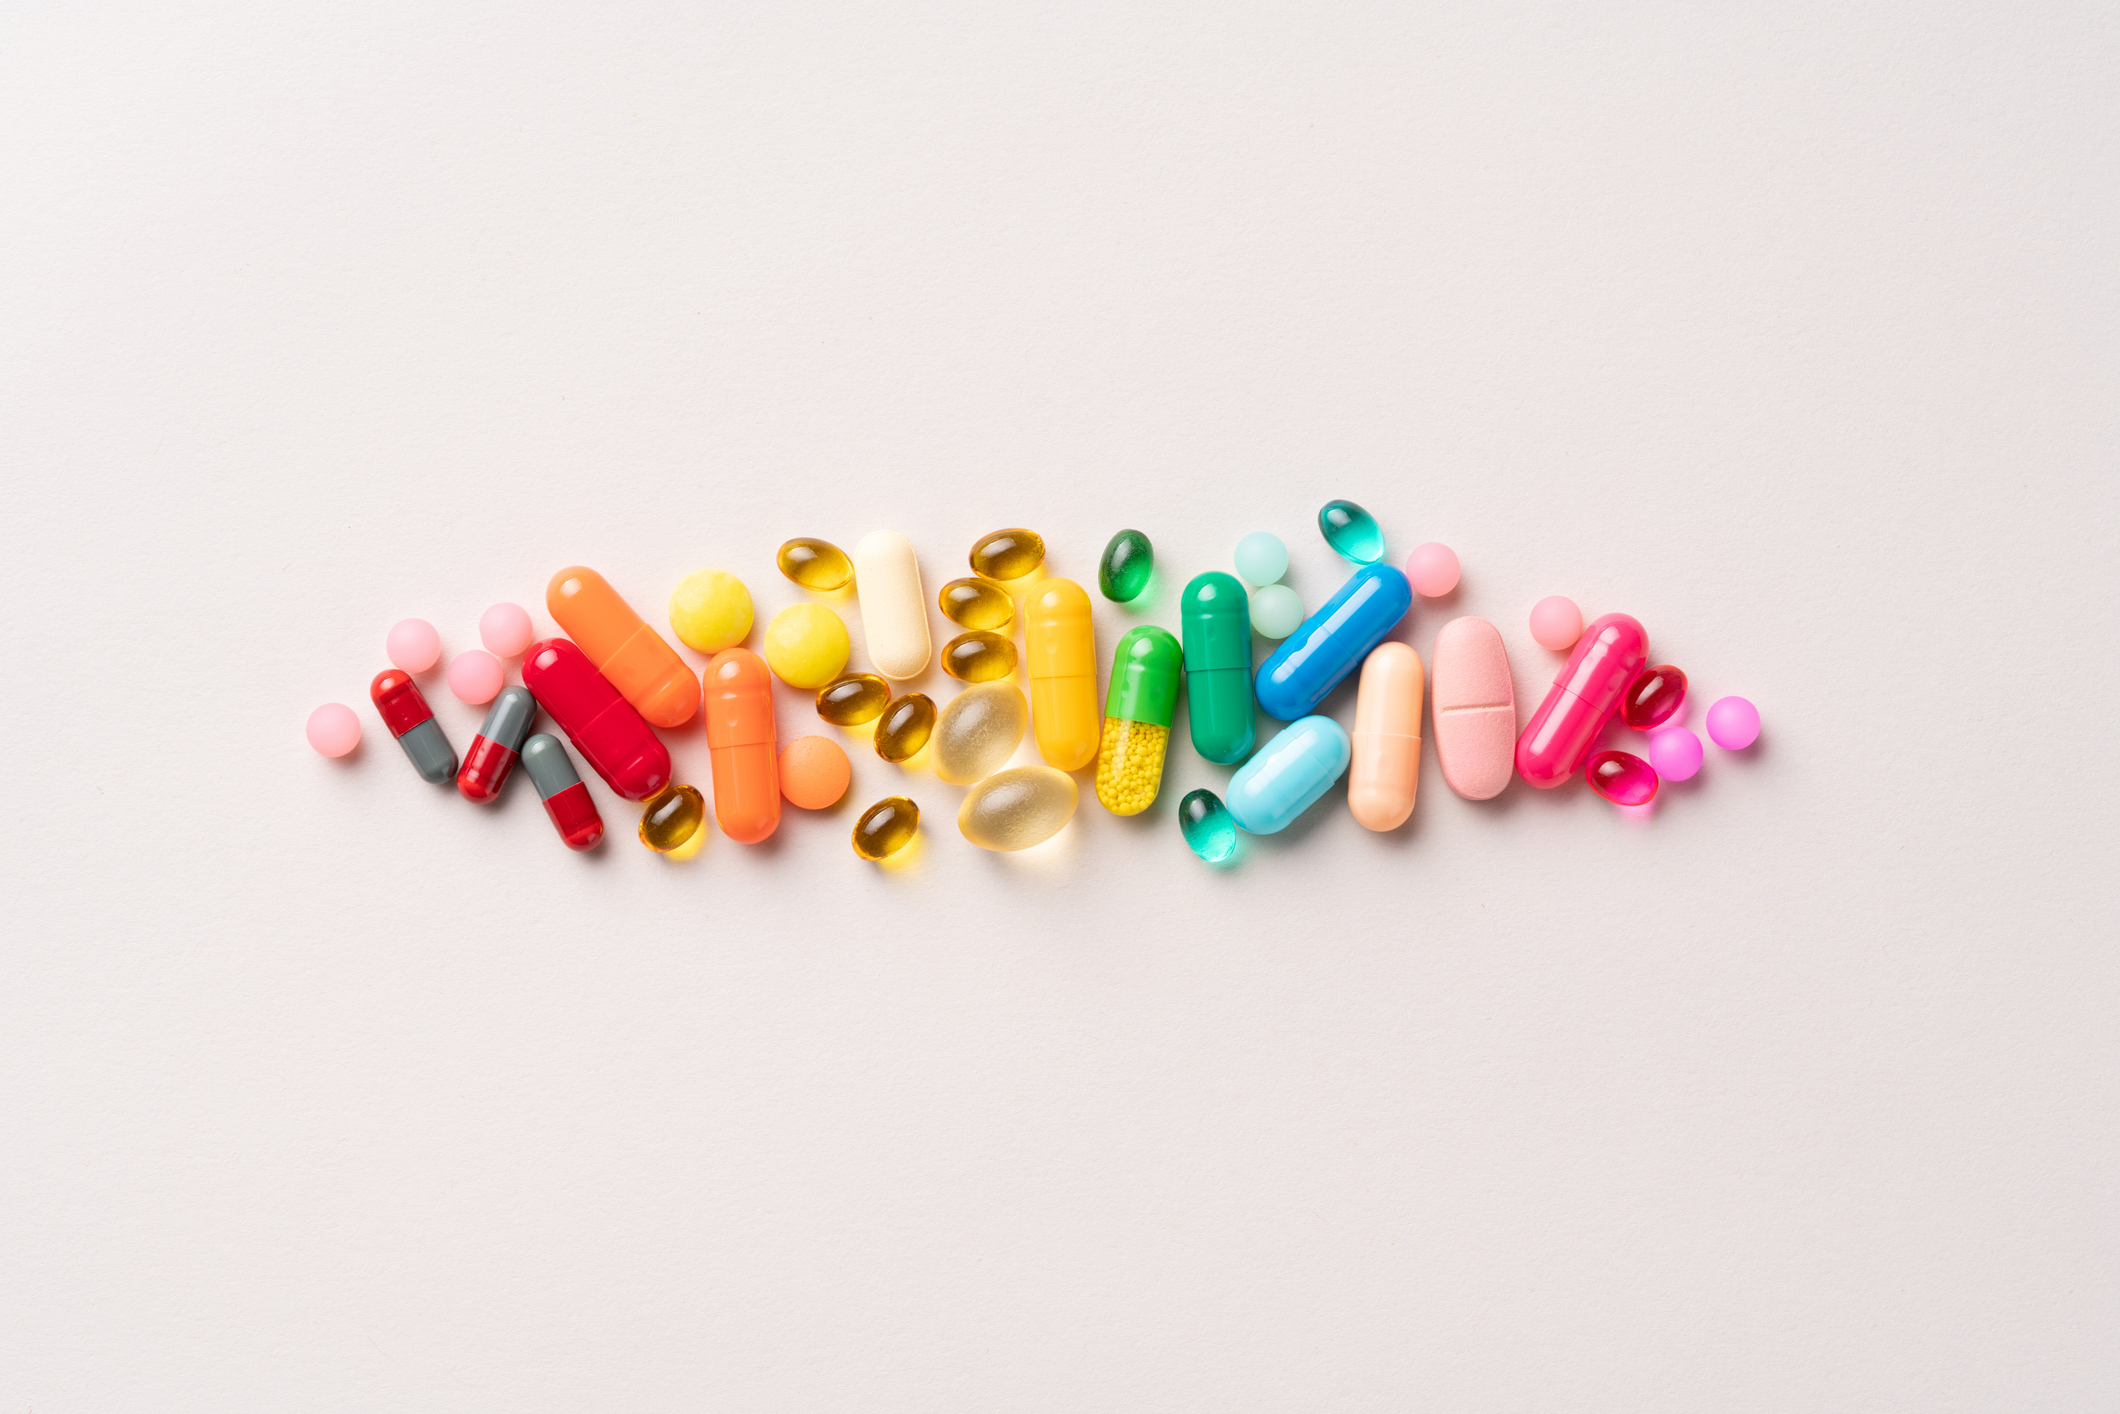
[480,602,535,657]
[1529,596,1583,652]
[1647,726,1702,781]
[448,649,505,705]
[1404,543,1461,597]
[305,702,362,757]
[1706,695,1760,750]
[386,618,441,672]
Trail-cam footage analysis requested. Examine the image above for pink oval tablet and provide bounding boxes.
[1529,596,1582,652]
[387,618,441,673]
[448,649,505,704]
[480,602,534,657]
[1430,616,1517,800]
[306,703,361,757]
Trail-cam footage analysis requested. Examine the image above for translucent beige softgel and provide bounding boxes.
[957,766,1078,851]
[933,683,1028,785]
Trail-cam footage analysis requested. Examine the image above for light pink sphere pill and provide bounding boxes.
[479,602,535,657]
[305,703,362,757]
[1404,543,1461,597]
[1529,596,1583,652]
[386,618,441,672]
[447,650,505,705]
[1648,726,1702,781]
[1706,696,1761,750]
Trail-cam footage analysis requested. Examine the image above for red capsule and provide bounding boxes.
[1619,664,1688,731]
[1587,749,1658,806]
[543,781,605,850]
[457,686,537,803]
[520,638,671,801]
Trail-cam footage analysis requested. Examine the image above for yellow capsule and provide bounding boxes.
[777,537,854,591]
[639,782,705,852]
[958,765,1078,851]
[874,692,937,763]
[853,796,919,860]
[969,528,1045,582]
[941,630,1018,683]
[1094,718,1169,816]
[816,672,889,726]
[938,576,1015,631]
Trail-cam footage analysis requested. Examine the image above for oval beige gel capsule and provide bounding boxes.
[851,530,932,680]
[1348,642,1423,831]
[1431,616,1517,800]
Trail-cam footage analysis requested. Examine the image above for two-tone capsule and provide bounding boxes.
[1181,571,1255,764]
[457,685,537,803]
[370,669,457,784]
[1254,563,1413,721]
[521,733,604,851]
[521,637,672,801]
[705,647,780,844]
[1095,626,1180,815]
[1023,578,1099,771]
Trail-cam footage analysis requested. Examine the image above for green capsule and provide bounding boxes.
[816,672,889,726]
[970,528,1044,582]
[940,629,1019,683]
[1095,626,1181,816]
[853,796,919,860]
[1179,789,1238,862]
[777,537,854,590]
[938,576,1014,631]
[1318,500,1385,564]
[874,693,936,763]
[1098,529,1153,602]
[1181,572,1256,764]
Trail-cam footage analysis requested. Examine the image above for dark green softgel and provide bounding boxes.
[1099,529,1154,602]
[1179,789,1238,863]
[1319,500,1385,564]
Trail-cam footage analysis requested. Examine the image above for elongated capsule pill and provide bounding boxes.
[1255,564,1413,721]
[521,638,672,801]
[457,685,537,803]
[1348,643,1423,831]
[1516,613,1648,789]
[1181,572,1255,764]
[704,647,780,844]
[521,733,604,850]
[852,530,932,679]
[1095,626,1180,816]
[1430,617,1517,801]
[1022,578,1099,771]
[547,567,699,729]
[370,669,457,784]
[1225,715,1350,834]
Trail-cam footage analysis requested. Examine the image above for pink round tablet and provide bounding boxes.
[1404,542,1461,597]
[1529,596,1583,652]
[1648,725,1702,781]
[479,602,535,657]
[1706,696,1760,750]
[386,618,441,673]
[447,649,505,705]
[306,703,361,757]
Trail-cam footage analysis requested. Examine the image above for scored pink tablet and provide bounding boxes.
[1430,616,1518,800]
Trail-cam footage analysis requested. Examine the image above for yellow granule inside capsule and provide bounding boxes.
[1095,718,1168,816]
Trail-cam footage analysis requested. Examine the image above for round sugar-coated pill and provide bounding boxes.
[1529,596,1583,652]
[447,649,505,704]
[479,602,534,657]
[763,602,850,689]
[780,735,852,809]
[1250,583,1305,639]
[668,569,754,654]
[306,703,361,757]
[1234,532,1289,586]
[1706,696,1761,750]
[386,618,441,672]
[1405,542,1461,597]
[1647,726,1703,781]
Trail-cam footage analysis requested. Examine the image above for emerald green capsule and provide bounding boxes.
[1098,529,1153,602]
[1179,789,1238,863]
[1095,625,1181,816]
[1319,499,1385,563]
[1180,571,1256,764]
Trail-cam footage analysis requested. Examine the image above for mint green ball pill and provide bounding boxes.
[1250,583,1305,639]
[1234,532,1288,586]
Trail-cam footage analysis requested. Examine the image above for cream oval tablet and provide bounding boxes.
[1348,642,1423,831]
[1431,616,1517,800]
[852,529,933,680]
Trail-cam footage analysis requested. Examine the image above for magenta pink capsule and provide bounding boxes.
[1587,749,1658,805]
[1620,664,1687,730]
[1515,612,1648,788]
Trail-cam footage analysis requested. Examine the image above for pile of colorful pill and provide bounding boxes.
[307,503,1762,862]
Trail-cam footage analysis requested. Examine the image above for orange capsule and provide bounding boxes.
[1348,642,1424,831]
[704,647,781,843]
[547,567,699,729]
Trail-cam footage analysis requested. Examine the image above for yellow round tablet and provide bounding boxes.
[763,602,851,689]
[669,570,753,654]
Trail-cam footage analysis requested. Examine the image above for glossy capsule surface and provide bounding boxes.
[1179,789,1238,863]
[1587,749,1658,806]
[457,685,537,803]
[704,647,780,843]
[521,733,604,850]
[817,672,890,726]
[933,682,1028,785]
[521,638,672,801]
[1516,613,1649,789]
[370,669,457,785]
[853,796,919,860]
[1348,643,1424,831]
[958,766,1078,852]
[1023,578,1099,770]
[970,528,1045,582]
[873,692,936,763]
[852,529,932,679]
[941,630,1018,683]
[639,783,706,852]
[1620,665,1688,731]
[1319,500,1385,563]
[547,567,699,728]
[1099,529,1153,602]
[1181,572,1255,764]
[1254,564,1413,721]
[1226,715,1351,834]
[938,577,1014,631]
[777,537,853,591]
[1095,626,1180,816]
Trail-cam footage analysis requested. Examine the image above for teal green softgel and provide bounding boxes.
[1099,529,1153,602]
[1318,500,1385,564]
[1179,788,1238,863]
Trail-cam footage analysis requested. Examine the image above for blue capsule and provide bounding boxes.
[1254,563,1413,720]
[1179,789,1238,862]
[1318,500,1385,563]
[1225,716,1351,833]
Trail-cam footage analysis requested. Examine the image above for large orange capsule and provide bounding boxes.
[704,647,781,843]
[547,567,699,729]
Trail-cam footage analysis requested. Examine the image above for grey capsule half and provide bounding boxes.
[520,733,584,801]
[397,718,458,785]
[476,686,538,753]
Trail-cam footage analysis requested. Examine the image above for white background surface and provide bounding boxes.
[3,2,2116,1408]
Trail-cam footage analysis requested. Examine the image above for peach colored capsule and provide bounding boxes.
[1430,616,1517,800]
[1348,642,1424,831]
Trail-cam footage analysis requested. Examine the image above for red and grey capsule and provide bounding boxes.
[457,685,537,803]
[520,732,604,850]
[370,669,457,784]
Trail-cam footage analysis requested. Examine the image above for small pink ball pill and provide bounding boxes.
[480,602,535,657]
[305,703,361,757]
[448,649,505,705]
[386,618,442,672]
[1529,596,1583,652]
[1706,695,1761,750]
[1647,725,1702,782]
[1404,542,1461,597]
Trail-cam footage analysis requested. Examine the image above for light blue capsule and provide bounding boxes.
[1224,715,1351,834]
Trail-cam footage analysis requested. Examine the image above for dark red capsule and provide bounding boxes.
[1587,749,1659,806]
[1619,664,1688,731]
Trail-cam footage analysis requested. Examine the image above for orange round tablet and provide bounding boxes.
[779,735,851,809]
